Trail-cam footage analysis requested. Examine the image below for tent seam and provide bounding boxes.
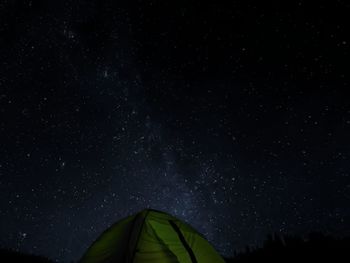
[129,210,150,263]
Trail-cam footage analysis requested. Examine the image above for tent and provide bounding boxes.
[79,209,225,263]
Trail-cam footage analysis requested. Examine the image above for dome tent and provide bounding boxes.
[79,209,225,263]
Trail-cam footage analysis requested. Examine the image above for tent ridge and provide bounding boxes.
[128,210,150,263]
[169,220,198,263]
[123,215,139,263]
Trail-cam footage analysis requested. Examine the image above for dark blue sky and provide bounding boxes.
[0,1,349,262]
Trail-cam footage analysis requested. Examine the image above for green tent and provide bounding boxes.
[79,209,225,263]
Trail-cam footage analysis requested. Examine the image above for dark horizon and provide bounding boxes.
[0,1,349,262]
[1,231,349,262]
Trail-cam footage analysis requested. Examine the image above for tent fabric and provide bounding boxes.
[79,209,225,263]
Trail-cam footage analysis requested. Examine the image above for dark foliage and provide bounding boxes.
[0,249,53,263]
[225,233,350,262]
[1,233,349,262]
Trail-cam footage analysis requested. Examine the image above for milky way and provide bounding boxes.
[0,1,349,262]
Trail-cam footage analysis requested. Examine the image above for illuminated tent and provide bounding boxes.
[79,209,225,263]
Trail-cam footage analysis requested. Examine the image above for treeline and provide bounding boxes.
[1,233,349,262]
[225,233,350,262]
[0,248,53,262]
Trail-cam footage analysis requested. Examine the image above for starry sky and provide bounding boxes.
[0,1,349,262]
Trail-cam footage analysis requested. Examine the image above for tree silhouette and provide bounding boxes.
[225,233,350,262]
[0,249,53,263]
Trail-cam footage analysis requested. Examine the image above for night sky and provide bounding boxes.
[1,1,349,262]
